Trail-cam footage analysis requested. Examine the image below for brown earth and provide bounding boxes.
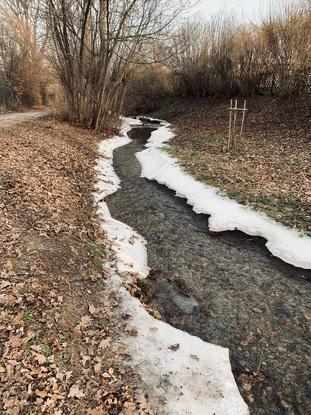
[0,116,153,414]
[149,95,311,234]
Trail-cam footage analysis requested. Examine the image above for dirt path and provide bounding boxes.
[0,110,46,127]
[106,127,311,415]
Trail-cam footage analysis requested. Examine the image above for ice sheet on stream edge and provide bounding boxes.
[136,123,311,270]
[94,117,249,415]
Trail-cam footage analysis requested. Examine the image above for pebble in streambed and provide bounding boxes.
[106,126,311,415]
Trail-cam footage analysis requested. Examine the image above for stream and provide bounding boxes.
[106,127,311,415]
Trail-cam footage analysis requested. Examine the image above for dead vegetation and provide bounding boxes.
[0,1,50,111]
[0,118,154,414]
[126,0,311,114]
[171,0,311,98]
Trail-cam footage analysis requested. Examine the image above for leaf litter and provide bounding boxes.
[0,118,156,414]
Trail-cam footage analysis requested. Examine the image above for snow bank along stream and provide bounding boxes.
[136,123,311,270]
[96,117,311,415]
[94,118,249,415]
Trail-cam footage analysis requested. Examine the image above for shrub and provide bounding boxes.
[0,12,50,108]
[169,0,311,98]
[125,64,173,114]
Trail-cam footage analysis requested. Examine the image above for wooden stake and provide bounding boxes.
[240,100,247,136]
[233,99,238,148]
[228,99,233,151]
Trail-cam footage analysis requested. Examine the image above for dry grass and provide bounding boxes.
[151,96,311,234]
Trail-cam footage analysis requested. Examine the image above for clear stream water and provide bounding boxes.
[106,127,311,415]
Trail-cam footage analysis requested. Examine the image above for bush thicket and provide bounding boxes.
[127,0,311,108]
[172,1,311,98]
[0,8,49,111]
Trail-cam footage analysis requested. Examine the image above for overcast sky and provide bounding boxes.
[193,0,274,22]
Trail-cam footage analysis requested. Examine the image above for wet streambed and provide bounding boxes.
[106,127,311,415]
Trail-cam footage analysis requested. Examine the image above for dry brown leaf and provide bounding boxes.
[80,315,92,327]
[8,335,23,348]
[87,406,107,415]
[89,304,98,315]
[103,367,115,379]
[168,343,180,352]
[75,315,92,333]
[125,324,138,336]
[68,384,85,399]
[123,401,136,414]
[94,362,102,374]
[34,354,47,365]
[0,294,16,305]
[99,337,111,350]
[81,355,90,367]
[35,390,48,398]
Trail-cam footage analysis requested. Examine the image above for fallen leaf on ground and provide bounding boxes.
[94,363,102,374]
[125,324,138,336]
[149,327,158,332]
[99,337,111,350]
[168,344,180,352]
[75,315,92,333]
[8,335,23,348]
[89,304,98,315]
[34,354,47,365]
[87,407,107,415]
[68,384,85,399]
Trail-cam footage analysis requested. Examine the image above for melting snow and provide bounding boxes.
[94,118,148,277]
[136,123,311,270]
[94,117,249,415]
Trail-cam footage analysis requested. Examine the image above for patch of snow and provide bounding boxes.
[144,122,174,148]
[136,124,311,270]
[94,117,249,415]
[94,117,148,277]
[109,273,249,415]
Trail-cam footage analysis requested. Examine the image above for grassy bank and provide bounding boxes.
[150,96,311,234]
[0,118,149,414]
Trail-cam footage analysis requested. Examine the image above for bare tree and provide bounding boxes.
[168,0,311,98]
[42,0,186,130]
[0,1,50,108]
[0,0,41,24]
[262,0,311,96]
[170,16,238,98]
